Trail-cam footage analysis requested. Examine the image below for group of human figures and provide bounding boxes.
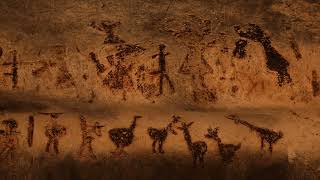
[0,113,283,168]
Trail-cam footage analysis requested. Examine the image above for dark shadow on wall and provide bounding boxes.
[0,151,293,180]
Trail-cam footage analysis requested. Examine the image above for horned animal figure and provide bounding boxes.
[226,114,283,153]
[147,115,180,153]
[108,115,142,155]
[177,121,207,168]
[205,127,241,164]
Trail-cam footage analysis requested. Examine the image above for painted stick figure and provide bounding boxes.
[79,115,104,160]
[151,44,175,95]
[40,113,66,155]
[3,50,18,88]
[0,119,19,161]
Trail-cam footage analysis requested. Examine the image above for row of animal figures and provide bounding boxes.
[0,113,283,167]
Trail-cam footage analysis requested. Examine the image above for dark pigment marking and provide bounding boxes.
[115,44,146,60]
[177,121,207,168]
[89,52,106,74]
[312,70,320,97]
[88,90,96,103]
[3,50,18,88]
[45,124,67,154]
[108,115,142,155]
[151,44,175,95]
[147,115,180,153]
[79,115,104,159]
[233,39,248,59]
[27,116,34,147]
[226,114,283,153]
[56,66,75,88]
[234,24,292,86]
[205,127,241,164]
[290,38,302,60]
[0,118,19,161]
[0,47,2,58]
[135,65,158,99]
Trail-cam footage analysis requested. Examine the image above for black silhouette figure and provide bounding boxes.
[108,115,142,155]
[226,114,283,153]
[234,24,291,86]
[3,50,18,88]
[147,115,180,153]
[205,127,241,164]
[151,44,175,95]
[0,119,19,161]
[177,121,207,168]
[41,112,66,154]
[79,115,104,160]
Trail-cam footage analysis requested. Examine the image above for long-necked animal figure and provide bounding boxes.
[108,115,142,155]
[147,115,180,153]
[225,114,283,153]
[205,127,241,164]
[177,121,207,167]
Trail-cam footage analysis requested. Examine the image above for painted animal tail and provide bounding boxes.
[130,118,137,131]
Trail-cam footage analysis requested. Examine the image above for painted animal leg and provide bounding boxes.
[260,137,264,150]
[269,143,273,153]
[46,138,53,152]
[192,155,197,168]
[152,140,157,153]
[79,142,85,157]
[158,141,164,154]
[54,139,59,154]
[199,154,205,168]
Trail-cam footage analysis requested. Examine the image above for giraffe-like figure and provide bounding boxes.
[225,114,283,153]
[79,115,104,160]
[177,121,207,167]
[205,127,241,164]
[151,44,175,95]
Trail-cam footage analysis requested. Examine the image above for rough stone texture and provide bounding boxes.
[0,0,319,179]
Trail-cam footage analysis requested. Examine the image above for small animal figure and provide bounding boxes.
[205,127,241,164]
[79,115,104,159]
[147,115,180,153]
[177,121,207,168]
[225,114,283,153]
[108,115,142,155]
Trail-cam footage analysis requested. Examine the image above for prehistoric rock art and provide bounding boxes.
[147,115,180,153]
[233,39,248,59]
[89,52,106,74]
[56,64,76,88]
[88,90,96,103]
[177,121,207,168]
[32,61,57,77]
[3,50,18,88]
[205,127,241,164]
[311,70,320,97]
[226,114,283,153]
[234,24,292,86]
[179,46,216,103]
[289,37,302,60]
[108,115,142,155]
[115,44,146,60]
[40,113,66,154]
[135,65,158,99]
[0,119,19,161]
[0,46,2,58]
[27,116,34,147]
[90,21,125,44]
[151,44,175,95]
[102,60,133,100]
[79,115,104,160]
